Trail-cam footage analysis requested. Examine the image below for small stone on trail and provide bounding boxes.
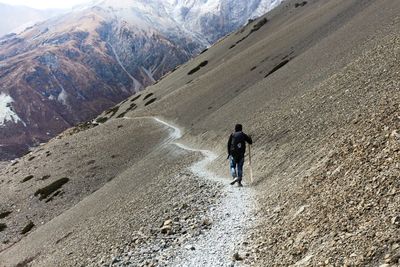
[163,219,173,226]
[160,225,172,234]
[111,256,119,264]
[233,252,243,261]
[185,245,195,250]
[202,218,212,226]
[391,216,400,227]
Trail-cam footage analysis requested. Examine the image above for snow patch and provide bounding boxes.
[57,88,68,105]
[0,93,25,127]
[50,71,69,105]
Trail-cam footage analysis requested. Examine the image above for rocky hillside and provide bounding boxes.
[0,0,281,161]
[0,0,398,266]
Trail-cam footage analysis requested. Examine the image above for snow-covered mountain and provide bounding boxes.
[91,0,284,44]
[164,0,284,42]
[0,0,283,160]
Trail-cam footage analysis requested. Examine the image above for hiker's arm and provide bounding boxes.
[227,134,232,156]
[245,134,253,145]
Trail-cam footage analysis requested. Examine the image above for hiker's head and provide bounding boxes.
[235,124,243,132]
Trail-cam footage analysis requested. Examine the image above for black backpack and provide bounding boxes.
[230,132,245,160]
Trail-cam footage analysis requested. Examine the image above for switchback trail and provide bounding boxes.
[126,116,257,266]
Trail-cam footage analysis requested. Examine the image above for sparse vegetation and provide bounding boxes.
[127,103,137,111]
[131,94,142,102]
[145,98,157,106]
[28,156,35,161]
[117,112,127,119]
[96,117,108,124]
[199,48,208,55]
[189,66,201,74]
[233,17,269,48]
[295,1,308,8]
[21,175,34,183]
[188,61,209,75]
[118,103,137,118]
[15,256,37,267]
[45,190,62,203]
[21,221,35,234]
[264,59,290,78]
[250,18,268,34]
[71,121,98,134]
[105,106,120,117]
[41,175,51,180]
[119,99,129,105]
[34,178,70,200]
[144,93,154,100]
[198,61,208,68]
[0,211,12,219]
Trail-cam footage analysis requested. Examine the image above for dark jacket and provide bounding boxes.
[227,131,253,160]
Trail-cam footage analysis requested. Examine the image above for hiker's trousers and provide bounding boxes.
[230,156,245,181]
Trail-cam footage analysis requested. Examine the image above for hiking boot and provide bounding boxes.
[238,182,243,187]
[230,178,238,185]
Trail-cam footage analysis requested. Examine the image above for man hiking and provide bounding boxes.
[227,124,253,187]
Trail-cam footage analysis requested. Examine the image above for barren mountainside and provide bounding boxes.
[0,0,399,266]
[0,0,282,161]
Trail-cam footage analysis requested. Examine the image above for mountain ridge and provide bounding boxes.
[0,0,282,160]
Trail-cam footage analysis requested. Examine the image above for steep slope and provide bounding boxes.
[0,0,281,161]
[0,0,399,266]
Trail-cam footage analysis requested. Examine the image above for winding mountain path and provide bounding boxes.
[127,116,257,266]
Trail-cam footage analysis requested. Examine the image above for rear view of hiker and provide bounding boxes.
[227,124,253,187]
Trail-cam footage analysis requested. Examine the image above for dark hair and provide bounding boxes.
[235,124,243,132]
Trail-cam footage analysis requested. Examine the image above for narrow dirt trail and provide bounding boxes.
[131,117,257,266]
